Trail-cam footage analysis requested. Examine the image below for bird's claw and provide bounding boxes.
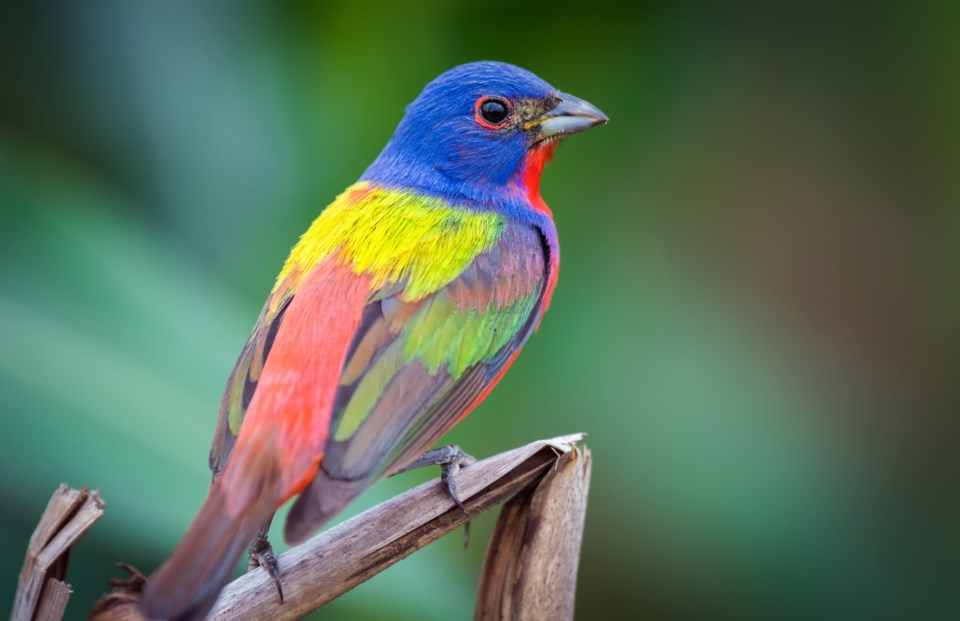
[441,458,470,513]
[395,444,477,547]
[248,533,284,604]
[106,562,147,593]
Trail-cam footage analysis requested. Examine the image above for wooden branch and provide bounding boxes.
[32,579,72,621]
[12,484,105,621]
[476,444,592,620]
[92,434,587,621]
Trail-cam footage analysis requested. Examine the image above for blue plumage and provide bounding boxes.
[362,61,556,210]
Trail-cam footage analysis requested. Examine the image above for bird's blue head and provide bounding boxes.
[362,61,607,209]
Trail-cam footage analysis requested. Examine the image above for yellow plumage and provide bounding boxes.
[273,182,504,307]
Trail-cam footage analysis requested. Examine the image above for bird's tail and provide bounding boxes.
[139,434,282,621]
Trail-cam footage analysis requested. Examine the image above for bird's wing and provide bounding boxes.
[209,294,290,479]
[208,181,508,481]
[209,258,372,490]
[284,221,548,542]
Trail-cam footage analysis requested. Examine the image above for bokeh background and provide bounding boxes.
[1,1,958,619]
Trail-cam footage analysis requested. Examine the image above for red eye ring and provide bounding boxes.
[474,96,512,129]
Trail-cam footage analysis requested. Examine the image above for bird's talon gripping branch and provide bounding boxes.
[106,562,148,593]
[441,458,471,512]
[395,445,477,547]
[248,532,284,604]
[396,444,477,510]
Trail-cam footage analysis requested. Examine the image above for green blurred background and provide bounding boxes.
[1,1,958,619]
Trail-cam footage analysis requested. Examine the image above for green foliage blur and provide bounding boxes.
[2,1,958,619]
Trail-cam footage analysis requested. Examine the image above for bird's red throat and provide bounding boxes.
[521,139,558,216]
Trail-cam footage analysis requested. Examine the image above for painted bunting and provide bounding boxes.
[139,61,606,620]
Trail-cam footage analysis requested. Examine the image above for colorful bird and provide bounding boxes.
[139,61,606,620]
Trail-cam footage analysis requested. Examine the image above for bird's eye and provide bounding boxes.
[480,99,508,123]
[475,97,511,128]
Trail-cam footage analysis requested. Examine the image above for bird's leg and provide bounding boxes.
[396,444,477,510]
[248,520,284,604]
[393,445,477,547]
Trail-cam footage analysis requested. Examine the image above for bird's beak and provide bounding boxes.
[527,92,608,140]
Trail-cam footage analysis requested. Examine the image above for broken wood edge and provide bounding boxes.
[475,444,592,620]
[12,486,105,621]
[33,578,72,621]
[91,433,586,621]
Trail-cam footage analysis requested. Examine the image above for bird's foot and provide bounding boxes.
[90,562,147,614]
[248,532,284,604]
[394,445,477,547]
[106,562,147,593]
